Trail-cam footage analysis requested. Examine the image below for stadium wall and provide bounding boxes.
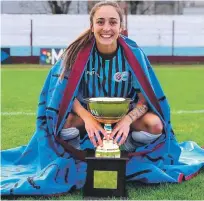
[1,14,204,64]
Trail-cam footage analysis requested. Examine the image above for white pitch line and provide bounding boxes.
[1,112,36,116]
[171,110,204,114]
[1,110,204,116]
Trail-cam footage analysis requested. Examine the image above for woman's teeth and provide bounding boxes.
[101,35,112,38]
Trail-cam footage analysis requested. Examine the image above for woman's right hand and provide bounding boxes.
[84,113,108,147]
[71,98,107,147]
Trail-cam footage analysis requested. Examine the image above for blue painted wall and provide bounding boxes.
[2,46,204,56]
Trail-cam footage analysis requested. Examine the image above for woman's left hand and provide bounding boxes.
[110,115,132,146]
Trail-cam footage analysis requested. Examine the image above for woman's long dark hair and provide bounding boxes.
[60,1,124,78]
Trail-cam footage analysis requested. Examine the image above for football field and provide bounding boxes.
[1,64,204,200]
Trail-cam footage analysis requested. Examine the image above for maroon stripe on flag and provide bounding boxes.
[128,142,165,157]
[178,173,184,183]
[185,171,199,181]
[56,40,94,132]
[118,37,163,118]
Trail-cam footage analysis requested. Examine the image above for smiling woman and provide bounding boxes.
[62,1,163,149]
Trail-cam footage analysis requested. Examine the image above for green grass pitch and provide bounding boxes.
[1,64,204,200]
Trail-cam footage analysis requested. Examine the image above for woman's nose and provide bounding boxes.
[102,22,111,31]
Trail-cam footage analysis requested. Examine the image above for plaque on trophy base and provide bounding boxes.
[83,150,128,198]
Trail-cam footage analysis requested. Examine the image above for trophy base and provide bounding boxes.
[95,150,120,158]
[84,149,129,198]
[95,138,120,158]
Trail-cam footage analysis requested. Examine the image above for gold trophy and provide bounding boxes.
[84,97,131,158]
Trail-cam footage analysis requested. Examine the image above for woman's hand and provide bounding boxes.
[84,113,107,147]
[110,115,132,146]
[71,98,107,147]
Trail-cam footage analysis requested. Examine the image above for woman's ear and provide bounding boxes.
[119,26,123,35]
[120,27,122,33]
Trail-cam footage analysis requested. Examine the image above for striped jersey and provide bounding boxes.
[77,44,140,106]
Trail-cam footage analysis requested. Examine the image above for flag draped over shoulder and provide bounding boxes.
[1,36,204,196]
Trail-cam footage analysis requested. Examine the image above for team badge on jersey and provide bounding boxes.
[114,71,129,82]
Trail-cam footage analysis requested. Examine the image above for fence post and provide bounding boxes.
[172,20,175,57]
[30,19,33,56]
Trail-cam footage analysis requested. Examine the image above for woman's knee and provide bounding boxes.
[63,113,74,128]
[145,113,163,134]
[63,112,84,129]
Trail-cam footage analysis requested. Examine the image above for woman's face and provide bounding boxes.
[92,5,121,52]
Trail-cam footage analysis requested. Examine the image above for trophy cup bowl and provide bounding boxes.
[84,97,132,158]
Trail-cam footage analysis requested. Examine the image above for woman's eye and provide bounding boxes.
[97,21,104,25]
[110,21,117,26]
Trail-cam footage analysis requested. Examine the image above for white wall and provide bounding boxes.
[128,15,204,47]
[1,14,204,47]
[1,15,31,46]
[32,15,89,46]
[128,16,173,47]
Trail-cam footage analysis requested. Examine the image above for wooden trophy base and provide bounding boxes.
[83,150,129,198]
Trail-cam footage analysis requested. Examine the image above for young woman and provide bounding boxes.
[60,1,163,151]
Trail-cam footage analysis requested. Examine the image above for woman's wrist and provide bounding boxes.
[125,115,133,125]
[77,108,92,122]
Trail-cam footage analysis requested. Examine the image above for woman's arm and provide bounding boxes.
[110,93,148,145]
[72,98,92,121]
